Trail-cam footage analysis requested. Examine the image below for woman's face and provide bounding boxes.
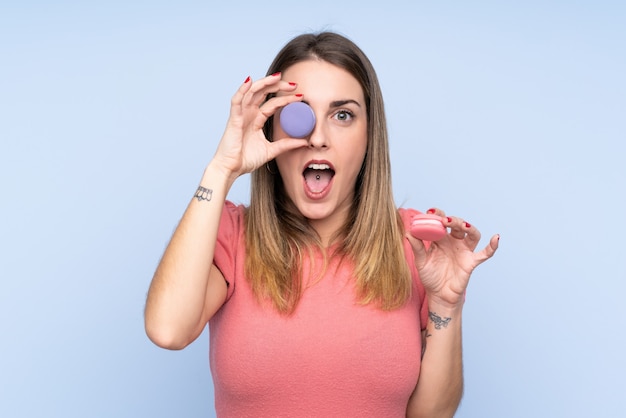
[274,59,368,243]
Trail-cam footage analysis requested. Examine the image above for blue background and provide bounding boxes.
[1,1,625,417]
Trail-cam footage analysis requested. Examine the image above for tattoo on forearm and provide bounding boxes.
[194,186,213,202]
[429,311,452,330]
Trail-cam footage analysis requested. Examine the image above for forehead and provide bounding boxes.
[281,60,364,103]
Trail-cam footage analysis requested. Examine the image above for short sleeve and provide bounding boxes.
[398,208,429,330]
[214,201,246,301]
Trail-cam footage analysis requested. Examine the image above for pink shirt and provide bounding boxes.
[210,201,429,417]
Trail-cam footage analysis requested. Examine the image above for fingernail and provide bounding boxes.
[446,217,452,223]
[427,208,435,214]
[497,234,500,241]
[288,82,296,86]
[271,72,281,77]
[295,93,303,97]
[244,76,251,83]
[465,222,471,228]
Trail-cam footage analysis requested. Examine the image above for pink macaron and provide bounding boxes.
[410,213,446,241]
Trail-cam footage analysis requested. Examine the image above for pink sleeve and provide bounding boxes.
[214,201,245,301]
[399,208,430,331]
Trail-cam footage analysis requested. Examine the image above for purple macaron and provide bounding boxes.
[279,102,316,138]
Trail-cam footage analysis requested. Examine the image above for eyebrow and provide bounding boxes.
[330,99,361,108]
[301,99,362,108]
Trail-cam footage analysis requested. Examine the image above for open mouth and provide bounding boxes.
[303,163,335,193]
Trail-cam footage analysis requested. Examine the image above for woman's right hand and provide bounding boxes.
[211,73,308,181]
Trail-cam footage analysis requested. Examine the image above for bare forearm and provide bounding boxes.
[407,301,464,418]
[144,162,234,349]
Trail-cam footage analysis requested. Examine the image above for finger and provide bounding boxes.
[244,73,297,107]
[425,207,446,218]
[266,137,308,159]
[257,93,303,120]
[229,75,254,118]
[242,72,280,106]
[406,233,428,266]
[445,216,467,240]
[463,221,482,251]
[475,234,500,264]
[250,93,303,135]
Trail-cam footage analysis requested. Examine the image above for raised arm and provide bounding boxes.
[406,210,499,417]
[144,74,307,350]
[144,162,232,350]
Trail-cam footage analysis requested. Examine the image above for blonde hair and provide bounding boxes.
[245,32,411,314]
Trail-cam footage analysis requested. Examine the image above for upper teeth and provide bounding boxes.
[308,163,330,170]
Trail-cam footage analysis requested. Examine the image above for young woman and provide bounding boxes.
[144,31,499,417]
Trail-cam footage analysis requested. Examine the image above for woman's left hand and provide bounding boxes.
[407,208,499,308]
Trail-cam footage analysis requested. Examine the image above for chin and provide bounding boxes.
[298,204,334,221]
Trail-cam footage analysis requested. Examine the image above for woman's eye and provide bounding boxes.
[335,110,353,121]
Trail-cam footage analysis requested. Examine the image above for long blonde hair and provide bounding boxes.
[245,32,411,314]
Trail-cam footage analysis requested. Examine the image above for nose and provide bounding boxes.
[307,121,328,149]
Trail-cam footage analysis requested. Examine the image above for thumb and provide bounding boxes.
[407,234,429,267]
[267,138,308,160]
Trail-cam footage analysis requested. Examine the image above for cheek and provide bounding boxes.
[350,145,367,181]
[275,155,299,185]
[348,133,367,168]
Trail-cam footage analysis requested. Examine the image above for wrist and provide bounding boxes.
[203,160,238,189]
[424,298,464,334]
[425,293,465,316]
